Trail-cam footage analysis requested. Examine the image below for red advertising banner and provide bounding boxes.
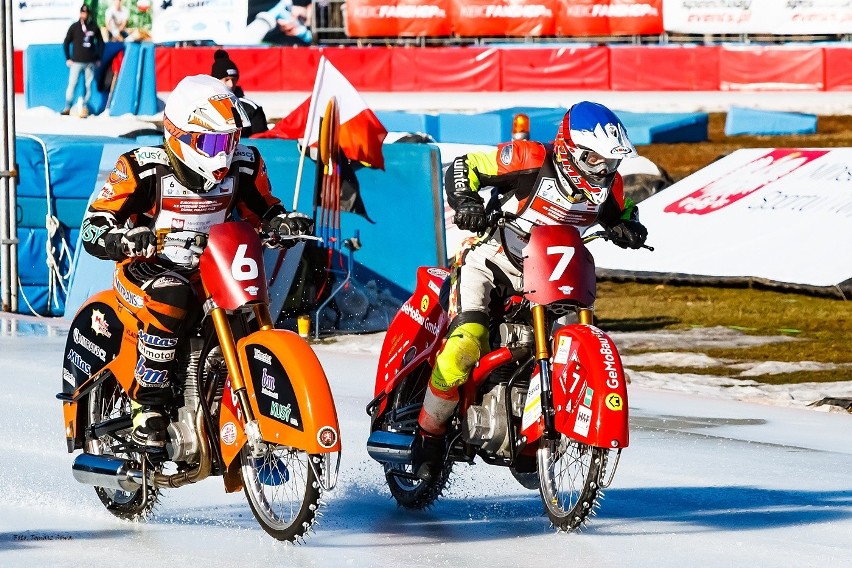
[609,45,719,90]
[501,47,609,91]
[557,0,663,36]
[824,47,852,92]
[14,50,23,94]
[720,46,824,91]
[345,0,452,37]
[390,47,501,90]
[451,0,558,37]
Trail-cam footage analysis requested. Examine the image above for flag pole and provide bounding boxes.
[292,57,327,211]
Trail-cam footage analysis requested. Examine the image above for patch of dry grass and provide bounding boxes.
[594,281,852,383]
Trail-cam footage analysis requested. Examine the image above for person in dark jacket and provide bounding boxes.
[62,4,103,117]
[211,49,269,137]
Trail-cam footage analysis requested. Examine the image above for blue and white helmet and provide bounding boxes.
[553,101,637,205]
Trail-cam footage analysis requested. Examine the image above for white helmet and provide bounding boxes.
[163,75,249,191]
[553,101,636,205]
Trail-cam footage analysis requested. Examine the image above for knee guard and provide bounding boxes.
[430,321,488,392]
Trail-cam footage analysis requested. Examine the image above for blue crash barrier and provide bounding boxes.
[375,111,440,138]
[380,107,708,146]
[63,138,446,317]
[25,42,158,117]
[724,106,817,136]
[14,134,118,315]
[615,111,709,145]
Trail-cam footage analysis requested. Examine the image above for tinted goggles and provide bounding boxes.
[164,118,240,158]
[579,150,620,176]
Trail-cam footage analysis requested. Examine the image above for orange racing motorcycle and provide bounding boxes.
[58,221,340,542]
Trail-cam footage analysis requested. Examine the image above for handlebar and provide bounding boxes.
[583,230,654,251]
[485,210,653,251]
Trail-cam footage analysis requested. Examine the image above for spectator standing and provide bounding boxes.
[104,0,130,41]
[62,4,103,117]
[211,49,270,137]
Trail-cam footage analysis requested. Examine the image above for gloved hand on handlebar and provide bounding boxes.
[267,212,314,244]
[454,203,488,233]
[608,220,648,250]
[104,227,157,261]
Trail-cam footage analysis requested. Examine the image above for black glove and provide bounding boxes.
[608,220,648,249]
[104,227,157,260]
[454,203,487,233]
[268,212,314,237]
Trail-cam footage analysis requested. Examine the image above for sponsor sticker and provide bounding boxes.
[107,160,128,185]
[244,286,260,296]
[573,405,592,437]
[427,267,450,278]
[428,280,441,296]
[221,422,237,445]
[138,343,175,362]
[137,331,178,347]
[73,328,107,362]
[261,367,278,399]
[317,426,338,449]
[553,336,572,364]
[521,372,542,430]
[605,393,623,411]
[583,386,594,407]
[66,349,91,375]
[90,309,112,338]
[420,295,429,312]
[114,275,144,309]
[254,348,272,364]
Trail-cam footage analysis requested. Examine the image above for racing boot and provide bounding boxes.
[130,400,168,451]
[412,429,446,483]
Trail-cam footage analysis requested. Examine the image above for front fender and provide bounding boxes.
[236,329,341,455]
[550,324,629,449]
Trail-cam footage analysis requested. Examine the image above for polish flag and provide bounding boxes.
[257,56,387,170]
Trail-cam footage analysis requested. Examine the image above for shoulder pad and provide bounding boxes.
[496,140,547,174]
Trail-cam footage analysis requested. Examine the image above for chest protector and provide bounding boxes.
[154,173,236,265]
[501,158,605,259]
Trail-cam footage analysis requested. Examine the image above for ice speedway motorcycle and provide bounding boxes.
[58,221,341,542]
[367,213,650,531]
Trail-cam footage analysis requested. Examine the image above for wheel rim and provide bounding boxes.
[538,435,597,517]
[242,446,313,531]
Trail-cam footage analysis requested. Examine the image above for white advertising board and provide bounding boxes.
[13,0,79,49]
[663,0,852,35]
[589,148,852,291]
[151,0,248,45]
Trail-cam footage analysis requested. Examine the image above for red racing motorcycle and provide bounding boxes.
[58,221,340,542]
[367,216,647,531]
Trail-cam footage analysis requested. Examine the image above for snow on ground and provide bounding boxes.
[0,313,850,567]
[15,89,852,138]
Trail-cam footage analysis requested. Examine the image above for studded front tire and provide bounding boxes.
[537,435,607,531]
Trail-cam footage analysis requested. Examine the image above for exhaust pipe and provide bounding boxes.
[367,430,414,464]
[72,453,145,492]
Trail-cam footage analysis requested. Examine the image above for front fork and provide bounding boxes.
[532,305,594,440]
[208,298,275,453]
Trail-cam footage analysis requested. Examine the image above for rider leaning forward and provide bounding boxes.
[80,75,313,450]
[413,101,649,481]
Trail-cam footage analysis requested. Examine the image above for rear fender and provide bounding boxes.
[60,291,137,451]
[236,329,340,455]
[373,266,449,417]
[550,325,629,449]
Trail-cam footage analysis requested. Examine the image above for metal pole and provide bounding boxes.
[2,0,18,313]
[0,0,13,312]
